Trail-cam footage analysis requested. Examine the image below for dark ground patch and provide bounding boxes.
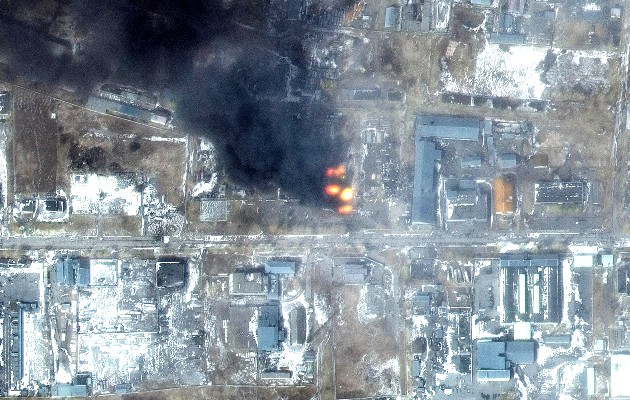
[12,88,58,193]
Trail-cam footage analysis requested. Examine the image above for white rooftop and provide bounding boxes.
[513,321,532,341]
[611,354,630,398]
[573,254,594,268]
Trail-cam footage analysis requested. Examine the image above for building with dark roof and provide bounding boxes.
[499,254,562,323]
[535,181,586,204]
[156,258,187,288]
[412,140,442,224]
[257,304,285,352]
[476,340,536,382]
[230,271,267,296]
[56,257,86,285]
[289,306,306,345]
[415,115,482,141]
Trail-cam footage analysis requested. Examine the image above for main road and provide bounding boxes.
[0,229,619,252]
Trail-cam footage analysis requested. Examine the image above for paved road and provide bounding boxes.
[0,229,620,252]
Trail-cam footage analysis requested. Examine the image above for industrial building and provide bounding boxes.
[499,254,562,324]
[411,139,442,224]
[535,181,586,204]
[156,257,188,288]
[86,96,170,126]
[264,261,296,276]
[443,179,489,223]
[229,271,267,296]
[289,306,306,345]
[415,115,482,141]
[257,304,285,352]
[476,340,536,382]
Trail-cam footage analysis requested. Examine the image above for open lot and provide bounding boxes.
[11,88,58,194]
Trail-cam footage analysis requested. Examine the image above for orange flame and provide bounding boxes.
[325,164,346,178]
[325,184,342,196]
[338,204,353,214]
[339,187,354,203]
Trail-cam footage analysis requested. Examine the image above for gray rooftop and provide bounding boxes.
[535,181,586,204]
[384,6,399,29]
[477,369,511,381]
[257,304,284,351]
[51,384,89,398]
[264,261,296,276]
[415,115,481,141]
[489,33,526,45]
[230,271,266,295]
[411,139,441,224]
[505,341,536,364]
[477,341,507,370]
[499,254,560,268]
[343,263,369,283]
[498,153,518,168]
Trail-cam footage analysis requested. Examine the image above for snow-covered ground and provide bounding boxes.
[70,174,140,215]
[443,43,549,100]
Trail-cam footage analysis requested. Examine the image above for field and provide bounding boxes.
[11,88,59,194]
[332,286,400,398]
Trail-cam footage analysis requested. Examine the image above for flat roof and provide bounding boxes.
[499,254,560,268]
[535,181,586,204]
[411,139,441,224]
[415,115,481,141]
[489,33,526,45]
[477,341,507,370]
[611,354,630,398]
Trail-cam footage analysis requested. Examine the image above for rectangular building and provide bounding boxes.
[500,254,562,323]
[535,181,586,204]
[412,140,442,224]
[415,115,482,141]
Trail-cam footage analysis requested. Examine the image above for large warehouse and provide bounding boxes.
[499,254,563,324]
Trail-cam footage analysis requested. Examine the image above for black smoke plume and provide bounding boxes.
[0,0,347,205]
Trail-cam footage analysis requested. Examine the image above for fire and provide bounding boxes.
[325,184,342,196]
[337,204,353,214]
[325,164,346,178]
[339,187,354,203]
[324,164,354,215]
